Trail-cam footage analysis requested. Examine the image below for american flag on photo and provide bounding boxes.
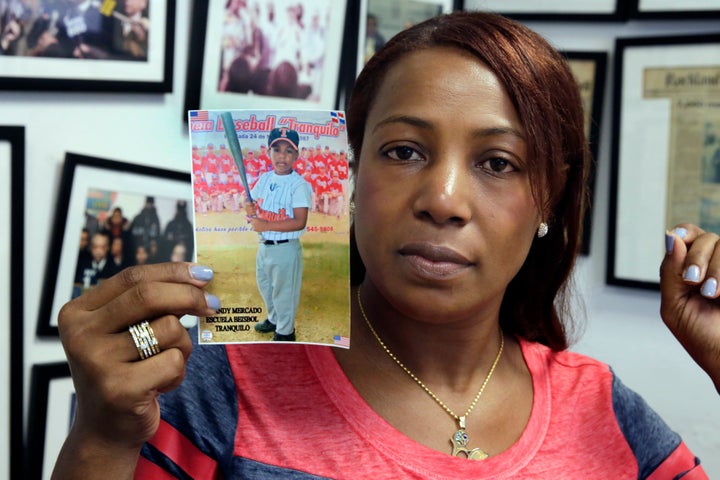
[330,111,346,125]
[190,110,209,121]
[333,335,350,347]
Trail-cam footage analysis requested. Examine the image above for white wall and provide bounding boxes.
[2,3,717,478]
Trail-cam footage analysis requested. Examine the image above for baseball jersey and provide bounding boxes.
[136,335,707,479]
[250,170,312,242]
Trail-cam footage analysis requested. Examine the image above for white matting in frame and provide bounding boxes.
[609,36,720,288]
[0,126,24,480]
[39,153,192,335]
[196,0,347,111]
[463,0,619,14]
[356,0,454,76]
[638,0,720,11]
[27,363,74,480]
[0,1,173,91]
[0,137,9,480]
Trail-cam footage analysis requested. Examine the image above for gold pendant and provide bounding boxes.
[450,417,489,460]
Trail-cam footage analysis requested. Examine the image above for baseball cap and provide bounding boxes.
[268,127,300,150]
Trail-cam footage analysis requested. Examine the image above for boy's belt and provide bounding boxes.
[263,239,289,245]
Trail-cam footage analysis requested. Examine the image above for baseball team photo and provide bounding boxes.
[190,109,351,346]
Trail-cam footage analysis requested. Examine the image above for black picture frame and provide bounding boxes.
[0,126,25,480]
[27,362,73,480]
[628,0,720,19]
[355,0,456,77]
[183,0,348,119]
[0,1,175,92]
[460,0,628,21]
[607,33,720,289]
[563,51,608,256]
[37,152,193,336]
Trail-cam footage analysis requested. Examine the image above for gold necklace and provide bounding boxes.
[356,288,504,460]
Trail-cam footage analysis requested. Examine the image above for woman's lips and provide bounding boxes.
[398,243,473,278]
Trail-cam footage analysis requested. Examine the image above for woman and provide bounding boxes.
[53,11,717,479]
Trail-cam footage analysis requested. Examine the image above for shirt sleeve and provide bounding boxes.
[611,371,708,480]
[136,328,238,479]
[292,177,313,210]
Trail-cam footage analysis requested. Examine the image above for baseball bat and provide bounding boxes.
[220,111,254,203]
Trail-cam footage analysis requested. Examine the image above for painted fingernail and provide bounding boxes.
[702,278,718,297]
[684,264,701,282]
[205,293,221,311]
[673,227,687,239]
[191,266,214,281]
[665,233,674,254]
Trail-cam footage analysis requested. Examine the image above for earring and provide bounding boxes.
[349,201,355,214]
[537,222,548,238]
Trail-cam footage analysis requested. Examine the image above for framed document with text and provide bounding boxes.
[564,51,608,255]
[608,34,720,289]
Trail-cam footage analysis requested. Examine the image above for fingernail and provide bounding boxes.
[673,227,687,239]
[665,233,674,254]
[205,293,221,311]
[190,266,214,281]
[684,264,701,282]
[702,278,718,297]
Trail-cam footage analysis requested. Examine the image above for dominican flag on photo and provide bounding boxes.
[331,111,346,125]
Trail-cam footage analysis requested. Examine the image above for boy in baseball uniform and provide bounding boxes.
[245,127,312,341]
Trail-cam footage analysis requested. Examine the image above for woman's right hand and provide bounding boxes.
[53,262,219,479]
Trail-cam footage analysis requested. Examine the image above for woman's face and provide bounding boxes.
[354,47,542,321]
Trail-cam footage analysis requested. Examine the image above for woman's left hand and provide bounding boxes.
[661,224,720,393]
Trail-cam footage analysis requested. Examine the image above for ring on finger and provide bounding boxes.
[129,320,160,360]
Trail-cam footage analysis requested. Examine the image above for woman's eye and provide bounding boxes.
[384,145,421,161]
[481,157,515,173]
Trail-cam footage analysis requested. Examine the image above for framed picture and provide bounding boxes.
[564,51,608,255]
[37,152,193,336]
[0,1,175,92]
[0,126,24,480]
[461,0,627,21]
[27,362,73,480]
[607,34,720,289]
[356,0,456,76]
[628,0,720,19]
[183,0,348,118]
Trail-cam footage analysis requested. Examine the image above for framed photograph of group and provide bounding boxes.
[0,126,24,480]
[0,0,175,92]
[27,362,73,480]
[607,34,720,289]
[37,152,193,336]
[184,0,347,118]
[628,0,720,19]
[356,0,456,76]
[564,51,608,255]
[461,0,627,21]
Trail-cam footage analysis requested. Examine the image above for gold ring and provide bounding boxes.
[129,320,160,360]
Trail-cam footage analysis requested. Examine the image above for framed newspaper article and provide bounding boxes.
[564,51,608,255]
[0,126,24,480]
[629,0,720,19]
[356,0,456,76]
[37,152,193,336]
[27,362,73,480]
[0,1,175,92]
[183,0,348,118]
[461,0,627,21]
[607,34,720,289]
